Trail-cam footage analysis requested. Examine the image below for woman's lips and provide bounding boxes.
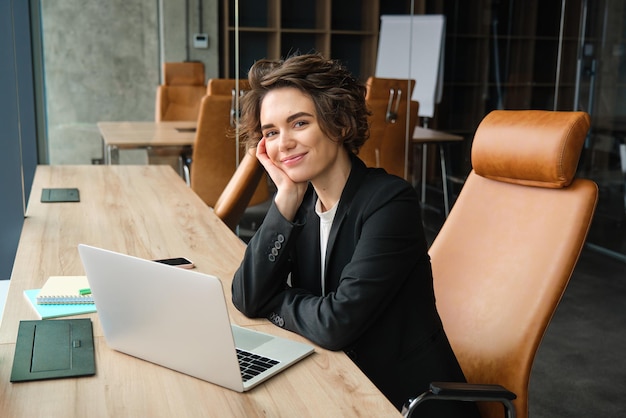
[281,153,306,166]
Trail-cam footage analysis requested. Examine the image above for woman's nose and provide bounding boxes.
[278,133,295,151]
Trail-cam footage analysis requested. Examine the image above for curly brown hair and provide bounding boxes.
[238,53,370,154]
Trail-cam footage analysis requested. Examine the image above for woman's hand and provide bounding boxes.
[256,138,308,221]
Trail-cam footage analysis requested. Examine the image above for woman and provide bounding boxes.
[231,54,479,416]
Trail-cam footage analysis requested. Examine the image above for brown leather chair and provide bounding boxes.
[163,62,205,86]
[199,78,270,214]
[361,77,419,180]
[206,78,250,96]
[190,94,269,209]
[402,110,598,418]
[214,148,266,231]
[155,62,206,122]
[152,62,207,177]
[365,77,415,102]
[206,78,252,130]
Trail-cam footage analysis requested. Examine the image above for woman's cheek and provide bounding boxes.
[265,142,279,164]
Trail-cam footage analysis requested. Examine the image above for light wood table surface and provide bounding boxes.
[98,121,197,164]
[0,165,398,417]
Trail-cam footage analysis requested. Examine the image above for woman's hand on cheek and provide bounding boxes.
[256,138,287,186]
[256,138,307,221]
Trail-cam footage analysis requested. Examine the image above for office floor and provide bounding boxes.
[421,197,626,417]
[528,247,626,416]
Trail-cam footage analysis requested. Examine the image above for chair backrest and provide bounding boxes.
[163,62,205,86]
[190,95,269,208]
[155,85,207,121]
[214,148,266,231]
[203,78,270,209]
[365,77,415,101]
[361,77,418,180]
[429,110,597,418]
[206,78,250,96]
[155,62,206,122]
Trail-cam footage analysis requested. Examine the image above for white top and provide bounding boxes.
[315,198,339,295]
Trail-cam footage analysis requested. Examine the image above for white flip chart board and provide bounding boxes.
[375,15,446,119]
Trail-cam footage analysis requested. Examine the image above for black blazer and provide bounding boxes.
[232,155,478,416]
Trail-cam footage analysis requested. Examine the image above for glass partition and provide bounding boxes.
[33,0,625,259]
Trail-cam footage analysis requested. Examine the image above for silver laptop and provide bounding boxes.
[77,244,314,392]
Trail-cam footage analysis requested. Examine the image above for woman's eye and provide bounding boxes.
[294,120,308,128]
[263,130,277,139]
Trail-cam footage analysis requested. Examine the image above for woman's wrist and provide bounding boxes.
[273,189,301,221]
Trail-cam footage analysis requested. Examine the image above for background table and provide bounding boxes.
[413,126,464,216]
[98,121,196,166]
[0,165,398,417]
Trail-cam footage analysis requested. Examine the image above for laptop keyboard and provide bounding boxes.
[236,348,280,382]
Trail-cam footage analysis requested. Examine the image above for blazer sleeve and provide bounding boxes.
[265,180,428,351]
[231,200,306,317]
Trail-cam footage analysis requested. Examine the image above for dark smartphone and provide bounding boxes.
[41,188,80,202]
[153,257,195,269]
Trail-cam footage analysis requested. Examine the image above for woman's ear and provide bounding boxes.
[339,127,350,142]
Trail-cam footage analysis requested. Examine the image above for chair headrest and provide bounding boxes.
[472,110,590,188]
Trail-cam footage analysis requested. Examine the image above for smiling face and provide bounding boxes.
[260,87,350,187]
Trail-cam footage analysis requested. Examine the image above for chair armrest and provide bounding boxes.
[430,381,516,399]
[401,381,517,418]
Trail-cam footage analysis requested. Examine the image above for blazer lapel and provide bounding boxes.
[323,155,369,277]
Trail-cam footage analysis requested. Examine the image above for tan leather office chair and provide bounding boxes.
[402,110,598,418]
[206,78,250,96]
[152,62,206,177]
[163,62,206,86]
[361,77,419,180]
[201,78,271,223]
[206,78,253,130]
[190,94,269,209]
[214,148,266,231]
[155,62,206,122]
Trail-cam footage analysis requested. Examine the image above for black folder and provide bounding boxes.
[10,318,95,382]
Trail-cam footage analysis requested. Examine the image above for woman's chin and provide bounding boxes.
[282,169,309,184]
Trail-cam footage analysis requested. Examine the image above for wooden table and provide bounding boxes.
[0,165,398,417]
[413,126,464,216]
[97,121,196,165]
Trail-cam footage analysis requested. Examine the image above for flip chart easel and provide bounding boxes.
[375,15,446,120]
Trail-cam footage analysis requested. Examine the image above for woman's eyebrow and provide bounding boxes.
[261,111,314,131]
[286,111,314,123]
[261,122,275,131]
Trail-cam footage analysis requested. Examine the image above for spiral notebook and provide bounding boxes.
[24,289,97,319]
[36,276,95,304]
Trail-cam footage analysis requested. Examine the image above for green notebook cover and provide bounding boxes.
[24,289,97,319]
[10,318,96,382]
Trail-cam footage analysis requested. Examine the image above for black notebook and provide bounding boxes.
[10,319,96,382]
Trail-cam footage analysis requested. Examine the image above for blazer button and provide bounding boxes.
[277,234,285,243]
[271,247,279,256]
[274,241,282,249]
[269,312,285,327]
[268,254,276,262]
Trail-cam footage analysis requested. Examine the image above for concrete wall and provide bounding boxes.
[41,0,219,165]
